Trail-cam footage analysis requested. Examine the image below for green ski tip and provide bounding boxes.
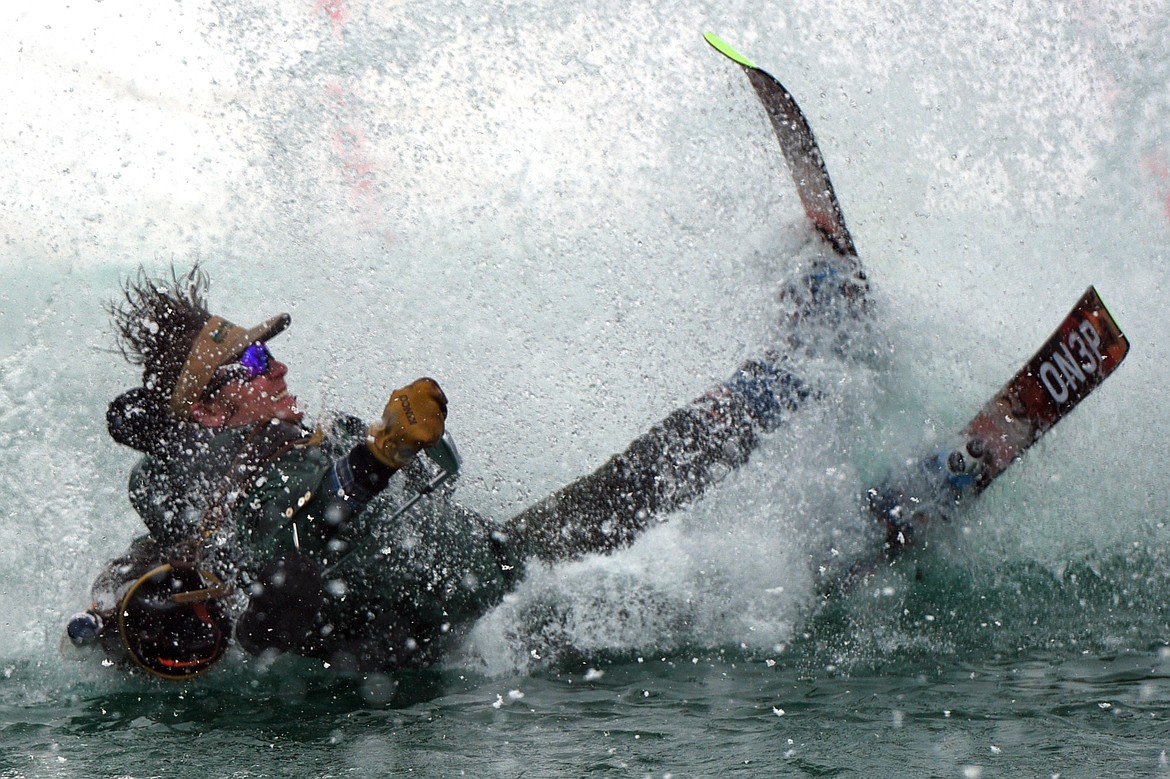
[703,32,756,69]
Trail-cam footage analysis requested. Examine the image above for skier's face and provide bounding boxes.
[190,353,303,428]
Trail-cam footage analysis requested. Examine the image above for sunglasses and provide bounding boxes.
[202,342,273,399]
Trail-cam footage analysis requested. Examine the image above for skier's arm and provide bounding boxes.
[505,357,812,562]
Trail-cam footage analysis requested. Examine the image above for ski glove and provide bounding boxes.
[366,377,448,469]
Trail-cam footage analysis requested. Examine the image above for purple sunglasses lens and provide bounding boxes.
[238,343,271,376]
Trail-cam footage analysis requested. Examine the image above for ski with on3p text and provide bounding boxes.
[869,286,1129,539]
[951,286,1128,492]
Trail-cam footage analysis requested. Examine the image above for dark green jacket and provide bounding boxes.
[128,416,521,670]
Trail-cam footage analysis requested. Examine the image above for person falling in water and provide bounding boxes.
[64,257,867,679]
[64,34,1130,680]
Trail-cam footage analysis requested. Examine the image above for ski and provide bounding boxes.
[704,32,858,260]
[869,286,1130,545]
[704,34,1131,565]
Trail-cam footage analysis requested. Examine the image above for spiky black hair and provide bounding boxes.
[109,265,212,397]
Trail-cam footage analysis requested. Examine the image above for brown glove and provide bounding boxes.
[366,377,448,469]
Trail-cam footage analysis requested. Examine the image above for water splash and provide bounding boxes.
[2,0,1169,682]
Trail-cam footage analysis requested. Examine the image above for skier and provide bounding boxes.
[65,257,861,679]
[64,35,1127,681]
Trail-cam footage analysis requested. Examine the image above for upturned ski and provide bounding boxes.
[705,32,867,318]
[869,286,1130,546]
[703,34,1131,553]
[704,32,858,260]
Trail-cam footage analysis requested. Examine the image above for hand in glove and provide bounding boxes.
[366,377,448,469]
